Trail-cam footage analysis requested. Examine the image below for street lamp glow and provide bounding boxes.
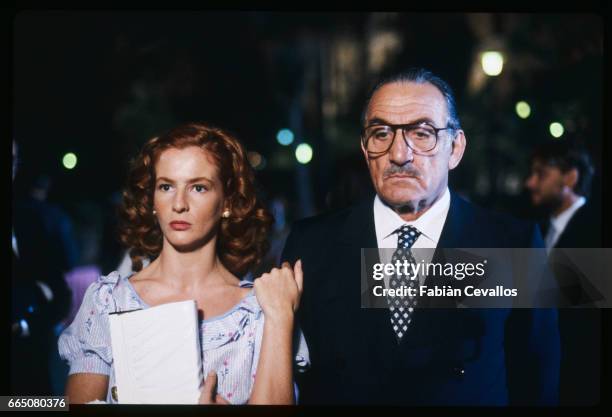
[515,101,531,119]
[295,143,313,164]
[276,129,294,146]
[549,122,564,138]
[481,51,504,76]
[62,152,77,170]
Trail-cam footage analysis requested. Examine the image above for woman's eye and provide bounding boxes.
[158,184,172,191]
[193,184,207,193]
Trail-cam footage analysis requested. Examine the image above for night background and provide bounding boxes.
[11,11,604,395]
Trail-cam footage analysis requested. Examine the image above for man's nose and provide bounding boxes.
[173,189,189,212]
[388,130,414,165]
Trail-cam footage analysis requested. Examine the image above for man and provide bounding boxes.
[282,68,560,405]
[525,141,601,405]
[525,141,599,251]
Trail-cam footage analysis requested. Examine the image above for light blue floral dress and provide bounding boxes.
[58,271,310,404]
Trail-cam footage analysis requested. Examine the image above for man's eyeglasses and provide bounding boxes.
[362,122,455,156]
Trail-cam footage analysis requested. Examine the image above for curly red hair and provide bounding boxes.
[119,122,273,277]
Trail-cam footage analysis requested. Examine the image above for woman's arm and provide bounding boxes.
[249,312,295,404]
[249,260,303,405]
[65,373,109,404]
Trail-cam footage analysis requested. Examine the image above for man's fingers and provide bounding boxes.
[294,259,304,294]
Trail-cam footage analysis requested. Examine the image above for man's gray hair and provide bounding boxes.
[362,67,462,133]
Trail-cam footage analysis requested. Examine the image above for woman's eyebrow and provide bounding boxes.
[187,177,213,185]
[156,176,214,185]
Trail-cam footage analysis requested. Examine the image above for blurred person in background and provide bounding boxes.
[11,139,72,395]
[525,140,601,405]
[14,171,79,274]
[525,141,599,250]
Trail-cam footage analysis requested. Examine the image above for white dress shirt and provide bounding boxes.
[545,196,586,252]
[373,187,451,287]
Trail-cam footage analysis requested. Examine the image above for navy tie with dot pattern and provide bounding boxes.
[388,224,421,341]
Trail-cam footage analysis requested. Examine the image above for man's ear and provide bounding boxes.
[563,167,579,190]
[448,130,466,170]
[360,139,371,167]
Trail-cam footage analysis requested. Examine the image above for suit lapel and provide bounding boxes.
[436,191,472,250]
[336,197,400,346]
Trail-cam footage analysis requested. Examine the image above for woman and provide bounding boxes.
[58,122,309,404]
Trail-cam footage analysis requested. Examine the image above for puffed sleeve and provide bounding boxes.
[58,272,121,376]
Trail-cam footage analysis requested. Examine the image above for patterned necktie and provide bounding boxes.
[388,224,421,341]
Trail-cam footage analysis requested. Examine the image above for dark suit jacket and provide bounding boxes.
[546,202,602,406]
[281,192,560,405]
[554,202,602,249]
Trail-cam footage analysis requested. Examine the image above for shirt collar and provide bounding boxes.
[374,187,451,246]
[550,196,586,233]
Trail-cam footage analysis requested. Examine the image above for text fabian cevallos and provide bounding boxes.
[371,260,517,297]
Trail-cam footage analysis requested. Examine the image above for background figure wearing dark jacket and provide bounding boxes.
[526,140,601,405]
[11,140,72,395]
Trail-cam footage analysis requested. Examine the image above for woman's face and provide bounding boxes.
[153,146,226,252]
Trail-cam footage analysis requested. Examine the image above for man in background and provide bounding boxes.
[525,141,601,405]
[525,141,599,250]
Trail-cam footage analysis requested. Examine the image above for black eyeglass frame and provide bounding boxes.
[361,121,455,156]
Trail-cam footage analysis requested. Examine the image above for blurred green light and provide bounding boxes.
[295,143,313,164]
[515,101,531,119]
[549,122,564,138]
[62,152,77,169]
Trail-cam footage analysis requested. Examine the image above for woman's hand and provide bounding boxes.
[198,371,230,405]
[254,260,303,323]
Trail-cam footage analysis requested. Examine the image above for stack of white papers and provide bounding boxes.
[108,300,202,404]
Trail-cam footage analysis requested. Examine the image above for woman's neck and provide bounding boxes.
[151,239,235,292]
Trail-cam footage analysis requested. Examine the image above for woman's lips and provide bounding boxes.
[169,221,191,231]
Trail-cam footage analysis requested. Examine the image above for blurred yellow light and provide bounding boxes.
[295,143,313,164]
[549,122,564,138]
[515,101,531,119]
[481,51,504,76]
[62,152,77,169]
